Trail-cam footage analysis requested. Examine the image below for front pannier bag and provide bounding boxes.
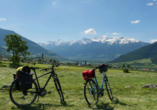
[99,64,108,73]
[82,69,95,80]
[16,66,33,91]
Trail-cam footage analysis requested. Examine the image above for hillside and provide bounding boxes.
[0,47,7,55]
[0,28,66,60]
[109,42,157,64]
[39,36,149,61]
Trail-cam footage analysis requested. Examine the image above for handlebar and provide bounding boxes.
[40,64,60,71]
[95,64,111,69]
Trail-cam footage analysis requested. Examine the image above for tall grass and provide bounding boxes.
[1,66,157,109]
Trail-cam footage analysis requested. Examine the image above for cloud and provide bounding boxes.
[153,0,156,1]
[84,28,96,34]
[53,2,56,5]
[21,23,23,25]
[111,32,120,35]
[131,20,140,24]
[146,3,154,6]
[0,18,6,20]
[151,39,157,43]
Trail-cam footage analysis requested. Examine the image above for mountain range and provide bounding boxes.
[38,36,149,61]
[0,28,65,60]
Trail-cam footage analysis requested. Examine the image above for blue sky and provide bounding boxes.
[0,0,157,43]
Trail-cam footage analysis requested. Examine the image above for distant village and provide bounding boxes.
[0,53,156,72]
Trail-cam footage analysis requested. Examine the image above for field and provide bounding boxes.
[1,64,157,110]
[112,58,157,69]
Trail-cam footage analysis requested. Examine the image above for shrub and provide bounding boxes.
[9,63,22,68]
[0,62,6,67]
[123,68,129,73]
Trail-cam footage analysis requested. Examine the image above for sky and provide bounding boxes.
[0,0,157,43]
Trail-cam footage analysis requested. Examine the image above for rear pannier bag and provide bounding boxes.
[16,66,33,91]
[82,69,95,80]
[99,64,108,73]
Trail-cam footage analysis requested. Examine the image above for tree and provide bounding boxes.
[127,64,130,69]
[38,59,42,64]
[122,64,125,69]
[53,60,56,63]
[50,59,53,62]
[0,55,3,60]
[4,34,30,64]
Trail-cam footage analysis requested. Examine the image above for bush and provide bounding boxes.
[9,63,22,68]
[0,62,6,67]
[123,68,129,73]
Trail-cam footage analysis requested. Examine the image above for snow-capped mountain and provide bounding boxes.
[39,36,140,47]
[91,36,139,44]
[38,36,149,61]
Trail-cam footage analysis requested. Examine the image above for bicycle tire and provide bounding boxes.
[104,77,113,101]
[84,79,99,105]
[54,78,64,101]
[9,79,38,106]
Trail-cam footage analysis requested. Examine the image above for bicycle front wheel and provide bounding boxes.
[54,77,64,101]
[84,79,99,105]
[104,77,113,101]
[9,79,38,106]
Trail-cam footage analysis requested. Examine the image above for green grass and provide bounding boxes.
[112,58,157,69]
[1,65,157,109]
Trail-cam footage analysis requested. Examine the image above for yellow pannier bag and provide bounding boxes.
[16,66,30,74]
[16,66,32,91]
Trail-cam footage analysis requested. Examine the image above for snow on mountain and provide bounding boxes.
[91,35,139,45]
[39,36,140,47]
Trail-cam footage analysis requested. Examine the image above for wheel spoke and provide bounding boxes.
[105,79,113,101]
[84,79,99,105]
[9,79,38,106]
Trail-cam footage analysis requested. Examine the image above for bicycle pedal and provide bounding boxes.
[48,91,51,94]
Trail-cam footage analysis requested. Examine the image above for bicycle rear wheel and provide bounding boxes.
[84,79,99,105]
[104,77,113,101]
[9,79,38,106]
[54,77,64,101]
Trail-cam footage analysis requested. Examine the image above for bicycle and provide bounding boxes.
[9,64,64,106]
[83,64,113,105]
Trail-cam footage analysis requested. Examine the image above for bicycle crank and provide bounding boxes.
[39,89,51,97]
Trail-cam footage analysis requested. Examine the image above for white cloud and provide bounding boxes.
[0,18,6,20]
[84,28,96,34]
[53,2,56,5]
[131,20,140,24]
[111,32,120,35]
[151,39,157,43]
[147,3,154,6]
[153,0,156,1]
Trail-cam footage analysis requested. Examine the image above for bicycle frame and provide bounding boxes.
[93,72,106,94]
[32,69,56,90]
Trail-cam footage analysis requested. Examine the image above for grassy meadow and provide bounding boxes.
[1,63,157,110]
[113,58,157,69]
